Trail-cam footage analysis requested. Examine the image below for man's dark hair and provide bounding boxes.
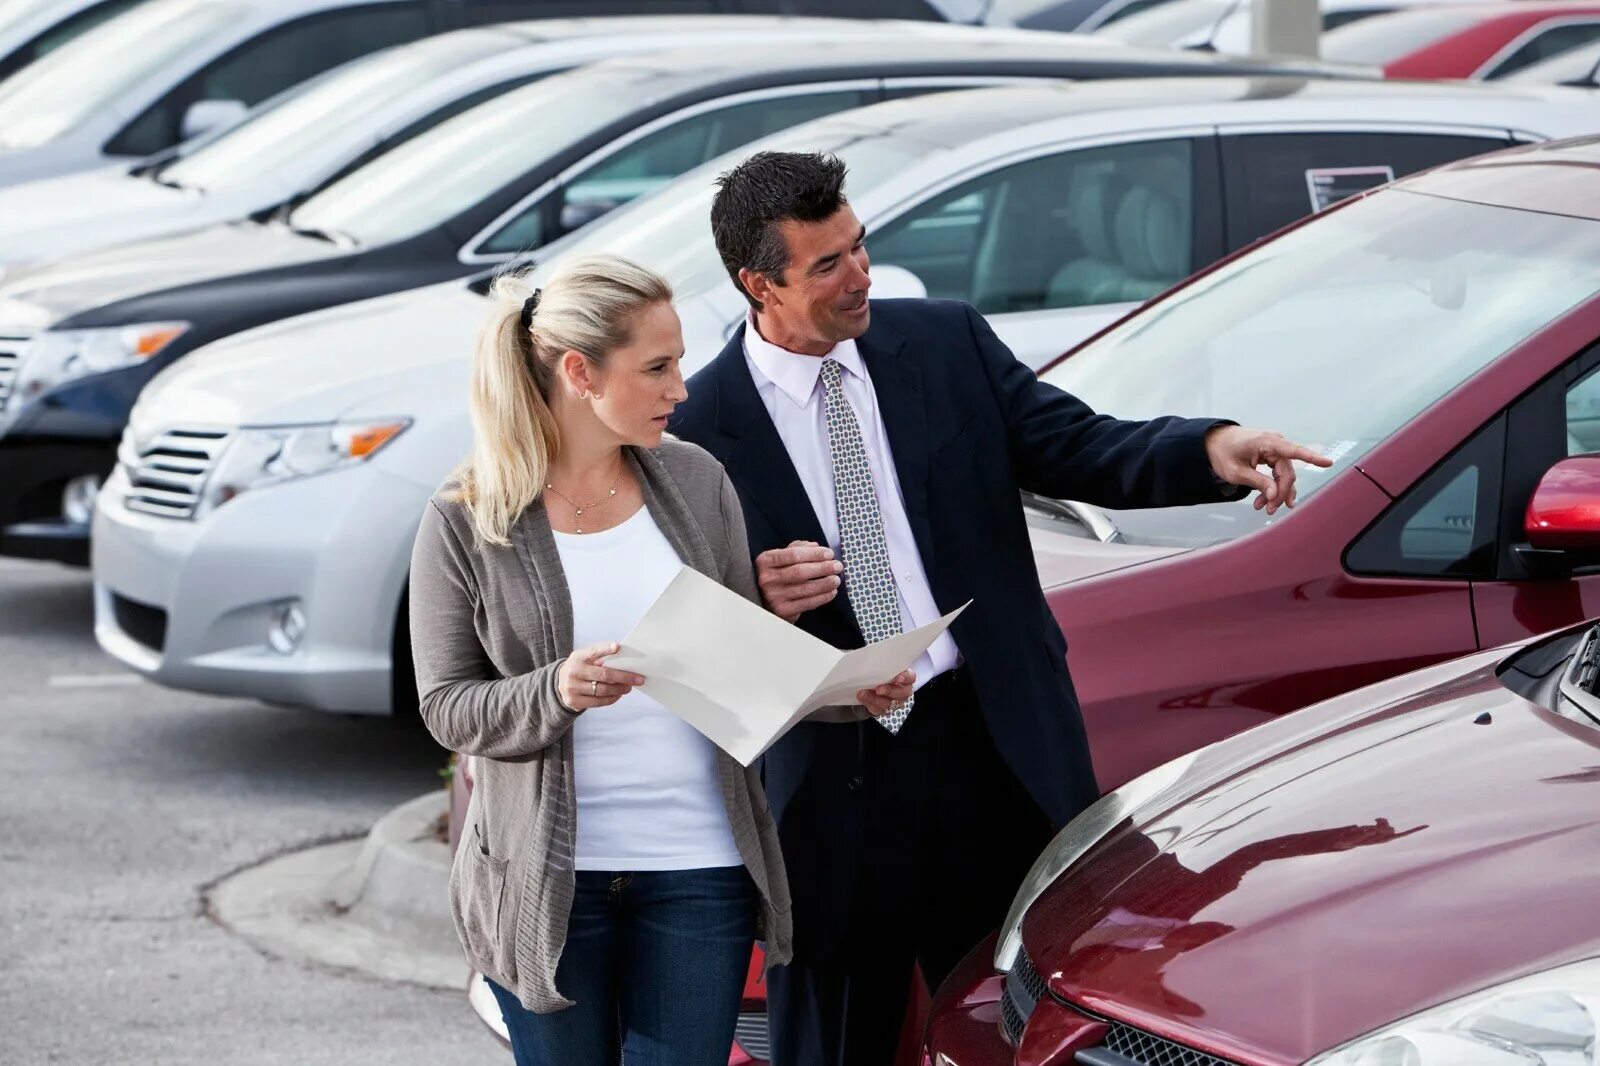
[711,151,848,311]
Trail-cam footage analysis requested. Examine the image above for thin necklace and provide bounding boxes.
[545,456,622,534]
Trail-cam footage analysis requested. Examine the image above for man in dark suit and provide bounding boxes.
[668,151,1329,1066]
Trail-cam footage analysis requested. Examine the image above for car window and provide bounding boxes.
[1501,37,1600,83]
[1321,6,1388,32]
[869,138,1194,315]
[106,2,433,158]
[514,129,933,303]
[289,67,662,247]
[1566,365,1600,455]
[1091,0,1174,30]
[161,31,523,193]
[1221,132,1512,249]
[0,0,147,82]
[478,89,875,257]
[1038,191,1600,549]
[0,0,241,151]
[1484,20,1600,78]
[1345,418,1503,579]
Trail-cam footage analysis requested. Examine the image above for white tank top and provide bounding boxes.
[553,505,742,871]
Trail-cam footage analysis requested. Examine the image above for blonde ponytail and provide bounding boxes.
[454,255,673,546]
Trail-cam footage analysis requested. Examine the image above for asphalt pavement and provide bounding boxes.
[0,559,500,1064]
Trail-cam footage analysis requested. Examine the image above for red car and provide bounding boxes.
[1322,0,1600,77]
[928,610,1600,1064]
[926,135,1600,1062]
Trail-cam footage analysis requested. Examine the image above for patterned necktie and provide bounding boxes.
[820,358,912,734]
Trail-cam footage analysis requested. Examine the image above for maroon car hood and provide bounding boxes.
[1023,660,1600,1064]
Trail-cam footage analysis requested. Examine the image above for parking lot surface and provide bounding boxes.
[0,560,495,1065]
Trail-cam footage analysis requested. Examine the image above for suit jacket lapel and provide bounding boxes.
[712,324,829,548]
[858,317,935,578]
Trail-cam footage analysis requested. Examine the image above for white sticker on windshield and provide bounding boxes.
[1305,167,1395,213]
[1322,439,1357,464]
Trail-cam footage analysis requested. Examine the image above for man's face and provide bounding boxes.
[752,203,871,351]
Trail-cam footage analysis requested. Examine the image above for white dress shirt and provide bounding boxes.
[743,316,960,690]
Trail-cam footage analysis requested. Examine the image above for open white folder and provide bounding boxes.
[606,566,968,766]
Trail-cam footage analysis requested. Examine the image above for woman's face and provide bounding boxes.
[584,301,688,450]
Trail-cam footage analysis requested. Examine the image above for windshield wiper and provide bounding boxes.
[286,222,356,248]
[149,171,200,192]
[1021,492,1124,544]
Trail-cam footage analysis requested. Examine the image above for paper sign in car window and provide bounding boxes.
[1305,166,1395,213]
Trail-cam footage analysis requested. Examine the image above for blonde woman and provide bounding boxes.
[408,255,912,1065]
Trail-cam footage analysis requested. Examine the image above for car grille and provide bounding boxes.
[1093,1022,1236,1066]
[1001,949,1237,1066]
[1000,948,1049,1044]
[0,331,30,407]
[734,1011,770,1060]
[121,427,230,520]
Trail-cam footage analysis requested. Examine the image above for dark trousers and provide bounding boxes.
[768,668,1053,1066]
[487,866,755,1066]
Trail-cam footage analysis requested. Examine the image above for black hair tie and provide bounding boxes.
[519,289,542,332]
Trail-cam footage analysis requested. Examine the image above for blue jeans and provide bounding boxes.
[488,866,756,1066]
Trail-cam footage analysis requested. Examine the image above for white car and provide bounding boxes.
[1097,0,1461,51]
[0,15,983,274]
[90,77,1600,716]
[0,0,507,190]
[0,0,151,83]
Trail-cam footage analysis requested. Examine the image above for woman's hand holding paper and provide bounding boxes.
[558,642,647,712]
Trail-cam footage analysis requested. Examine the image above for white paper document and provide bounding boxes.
[607,566,968,766]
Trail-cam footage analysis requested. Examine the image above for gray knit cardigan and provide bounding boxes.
[408,438,794,1013]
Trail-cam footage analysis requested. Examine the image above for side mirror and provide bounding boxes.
[557,198,619,236]
[869,264,928,300]
[1520,456,1600,574]
[181,98,247,142]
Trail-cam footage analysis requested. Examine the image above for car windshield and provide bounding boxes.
[1096,0,1232,46]
[1321,7,1487,65]
[1503,38,1600,83]
[513,127,933,332]
[287,66,652,247]
[0,0,239,150]
[160,31,520,193]
[1037,189,1600,548]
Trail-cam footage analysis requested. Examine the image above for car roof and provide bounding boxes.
[483,15,1065,44]
[1401,135,1600,221]
[569,33,1365,90]
[780,76,1600,152]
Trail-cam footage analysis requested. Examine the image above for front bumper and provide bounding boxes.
[928,935,1246,1066]
[0,438,114,565]
[90,459,428,714]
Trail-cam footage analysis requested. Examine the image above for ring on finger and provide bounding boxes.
[590,680,597,697]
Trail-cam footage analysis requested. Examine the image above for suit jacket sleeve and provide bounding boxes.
[409,500,579,759]
[964,304,1248,508]
[716,472,867,725]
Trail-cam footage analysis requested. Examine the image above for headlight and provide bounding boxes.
[1310,958,1600,1064]
[203,419,410,510]
[994,749,1202,972]
[12,323,189,405]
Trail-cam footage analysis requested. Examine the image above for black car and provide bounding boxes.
[0,36,1361,564]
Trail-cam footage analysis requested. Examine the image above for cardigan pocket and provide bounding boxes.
[460,826,511,971]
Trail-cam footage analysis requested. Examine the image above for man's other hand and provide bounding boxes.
[756,540,843,622]
[1205,426,1334,516]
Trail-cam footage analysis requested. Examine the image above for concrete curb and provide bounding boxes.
[206,790,468,990]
